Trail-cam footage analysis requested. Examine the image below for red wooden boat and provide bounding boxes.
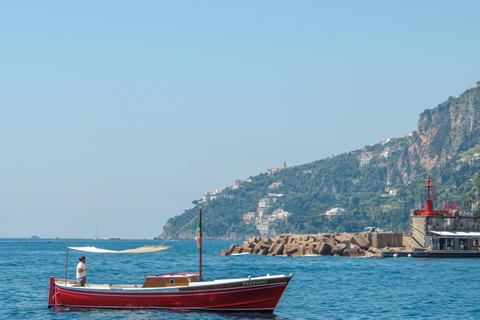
[48,210,292,312]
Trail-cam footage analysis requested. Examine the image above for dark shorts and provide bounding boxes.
[77,276,86,287]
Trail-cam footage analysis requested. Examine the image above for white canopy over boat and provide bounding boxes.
[68,245,172,254]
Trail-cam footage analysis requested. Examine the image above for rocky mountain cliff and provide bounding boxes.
[157,81,480,240]
[397,82,480,182]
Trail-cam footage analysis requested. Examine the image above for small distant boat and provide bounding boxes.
[104,236,120,240]
[31,235,40,239]
[48,209,292,312]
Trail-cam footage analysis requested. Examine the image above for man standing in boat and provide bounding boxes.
[76,256,88,287]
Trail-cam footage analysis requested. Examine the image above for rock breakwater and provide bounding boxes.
[220,232,403,257]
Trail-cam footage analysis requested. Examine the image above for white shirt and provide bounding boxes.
[76,261,86,278]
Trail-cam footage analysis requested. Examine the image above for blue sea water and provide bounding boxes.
[2,238,480,320]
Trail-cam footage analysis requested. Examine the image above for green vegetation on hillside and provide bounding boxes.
[158,84,480,240]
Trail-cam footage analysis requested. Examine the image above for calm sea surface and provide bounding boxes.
[2,238,480,320]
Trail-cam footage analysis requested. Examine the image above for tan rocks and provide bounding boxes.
[220,232,403,257]
[316,241,332,255]
[352,234,370,249]
[332,243,348,256]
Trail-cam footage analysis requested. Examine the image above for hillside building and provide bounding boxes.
[202,188,224,202]
[359,153,373,166]
[267,162,287,175]
[243,212,256,224]
[325,207,346,216]
[256,223,274,237]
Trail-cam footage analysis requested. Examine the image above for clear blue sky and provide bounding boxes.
[1,1,479,238]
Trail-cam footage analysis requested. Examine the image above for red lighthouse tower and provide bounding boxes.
[417,175,442,216]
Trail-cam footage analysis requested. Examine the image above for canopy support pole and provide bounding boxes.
[65,247,69,285]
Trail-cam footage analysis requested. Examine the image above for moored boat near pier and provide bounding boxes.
[48,209,292,312]
[48,272,291,312]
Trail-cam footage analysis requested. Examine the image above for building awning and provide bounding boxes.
[430,231,480,237]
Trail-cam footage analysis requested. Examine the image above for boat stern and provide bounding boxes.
[47,276,56,308]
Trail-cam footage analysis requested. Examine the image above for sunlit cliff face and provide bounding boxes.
[397,84,480,183]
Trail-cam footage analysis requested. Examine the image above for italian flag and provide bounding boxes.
[195,219,201,248]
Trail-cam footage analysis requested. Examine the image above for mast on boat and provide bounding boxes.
[199,208,203,279]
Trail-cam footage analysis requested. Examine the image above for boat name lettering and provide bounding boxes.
[243,280,268,286]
